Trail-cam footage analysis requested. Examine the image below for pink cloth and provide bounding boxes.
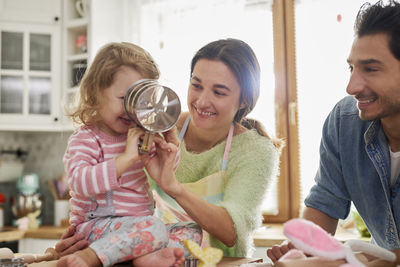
[284,218,345,260]
[279,249,307,261]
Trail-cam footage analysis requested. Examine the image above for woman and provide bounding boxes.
[54,38,282,259]
[143,38,282,257]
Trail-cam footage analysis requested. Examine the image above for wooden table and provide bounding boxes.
[115,257,263,267]
[217,257,263,266]
[28,257,263,267]
[253,223,370,247]
[0,225,68,242]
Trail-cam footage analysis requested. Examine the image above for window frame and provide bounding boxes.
[263,0,300,223]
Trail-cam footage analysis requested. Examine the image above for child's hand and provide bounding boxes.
[115,127,144,178]
[141,136,183,198]
[125,127,144,159]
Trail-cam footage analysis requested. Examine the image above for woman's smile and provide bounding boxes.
[194,106,216,117]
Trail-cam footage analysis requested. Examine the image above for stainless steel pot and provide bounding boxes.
[124,79,181,153]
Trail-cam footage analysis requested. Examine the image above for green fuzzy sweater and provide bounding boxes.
[150,129,280,257]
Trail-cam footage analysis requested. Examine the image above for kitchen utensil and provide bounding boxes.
[0,258,26,267]
[48,180,58,200]
[17,174,39,195]
[0,160,23,182]
[185,258,199,267]
[124,79,181,153]
[0,149,27,182]
[11,194,42,218]
[54,200,69,226]
[72,61,87,87]
[75,0,87,17]
[54,179,69,199]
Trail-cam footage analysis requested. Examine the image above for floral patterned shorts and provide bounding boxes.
[88,215,202,267]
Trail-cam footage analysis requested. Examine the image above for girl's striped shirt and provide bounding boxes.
[64,125,178,227]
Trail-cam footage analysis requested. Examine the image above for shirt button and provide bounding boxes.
[390,227,394,233]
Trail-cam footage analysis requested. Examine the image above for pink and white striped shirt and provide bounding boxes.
[63,125,176,228]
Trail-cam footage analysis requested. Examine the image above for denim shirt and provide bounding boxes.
[305,95,400,250]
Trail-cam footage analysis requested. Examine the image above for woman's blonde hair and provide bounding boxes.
[68,42,160,125]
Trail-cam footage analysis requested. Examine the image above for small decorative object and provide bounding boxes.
[0,193,5,228]
[48,175,71,226]
[75,0,87,18]
[75,34,87,54]
[184,239,223,267]
[71,61,87,87]
[27,209,41,229]
[16,216,28,230]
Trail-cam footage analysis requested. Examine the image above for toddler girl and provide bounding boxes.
[58,42,202,267]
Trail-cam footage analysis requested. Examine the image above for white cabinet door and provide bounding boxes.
[0,22,62,131]
[0,0,61,24]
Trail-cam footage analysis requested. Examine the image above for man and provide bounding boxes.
[267,0,400,263]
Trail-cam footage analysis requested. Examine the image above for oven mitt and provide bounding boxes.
[184,239,223,267]
[282,218,395,267]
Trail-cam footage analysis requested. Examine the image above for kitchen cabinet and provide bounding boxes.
[0,0,61,24]
[61,0,129,131]
[1,0,134,131]
[0,22,62,131]
[61,0,91,131]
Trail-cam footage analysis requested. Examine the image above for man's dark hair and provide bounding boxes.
[355,0,400,60]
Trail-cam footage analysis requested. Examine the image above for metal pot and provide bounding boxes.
[124,79,181,153]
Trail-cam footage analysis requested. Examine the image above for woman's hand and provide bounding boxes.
[141,135,183,198]
[53,225,89,257]
[161,127,180,147]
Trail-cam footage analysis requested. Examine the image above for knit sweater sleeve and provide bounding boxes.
[63,127,119,197]
[217,131,280,256]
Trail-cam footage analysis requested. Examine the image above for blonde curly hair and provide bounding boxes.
[68,42,159,126]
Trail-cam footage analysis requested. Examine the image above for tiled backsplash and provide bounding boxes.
[0,131,73,225]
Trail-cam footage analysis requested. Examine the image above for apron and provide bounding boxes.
[153,116,234,250]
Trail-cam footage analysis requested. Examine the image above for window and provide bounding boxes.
[134,0,380,223]
[295,0,381,209]
[138,0,283,217]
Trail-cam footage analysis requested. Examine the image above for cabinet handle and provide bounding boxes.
[54,117,59,122]
[54,17,59,22]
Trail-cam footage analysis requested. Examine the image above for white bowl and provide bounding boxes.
[0,160,24,182]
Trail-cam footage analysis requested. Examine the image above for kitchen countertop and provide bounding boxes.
[0,223,367,248]
[27,257,263,267]
[0,225,68,242]
[253,223,370,247]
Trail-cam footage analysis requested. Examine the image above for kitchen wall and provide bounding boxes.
[0,131,72,225]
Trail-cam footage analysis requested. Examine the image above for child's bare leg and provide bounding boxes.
[133,247,185,267]
[57,247,101,267]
